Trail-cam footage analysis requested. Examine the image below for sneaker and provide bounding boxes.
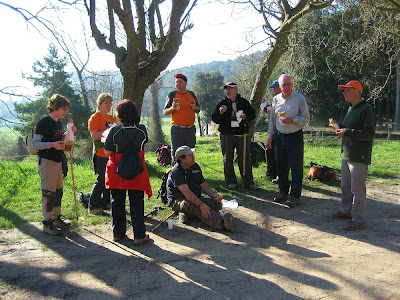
[222,213,235,232]
[285,197,300,208]
[271,177,279,184]
[43,220,61,235]
[89,208,103,215]
[133,234,152,245]
[344,221,366,231]
[227,183,237,190]
[332,211,351,219]
[273,194,288,203]
[178,212,189,224]
[53,216,71,229]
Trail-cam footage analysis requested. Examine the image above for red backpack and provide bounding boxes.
[156,144,172,167]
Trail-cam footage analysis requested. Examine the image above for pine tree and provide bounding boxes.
[15,44,91,139]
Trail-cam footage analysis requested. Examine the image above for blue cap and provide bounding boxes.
[269,80,279,88]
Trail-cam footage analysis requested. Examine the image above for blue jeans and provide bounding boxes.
[110,189,146,240]
[274,130,304,199]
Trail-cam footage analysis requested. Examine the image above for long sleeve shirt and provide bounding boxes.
[267,91,310,138]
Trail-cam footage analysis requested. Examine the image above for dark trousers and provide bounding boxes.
[110,189,146,240]
[89,155,110,209]
[266,139,277,178]
[171,125,196,159]
[275,130,304,199]
[220,134,254,187]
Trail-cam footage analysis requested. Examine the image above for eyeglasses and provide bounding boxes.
[62,107,69,111]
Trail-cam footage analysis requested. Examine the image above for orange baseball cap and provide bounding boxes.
[338,80,363,93]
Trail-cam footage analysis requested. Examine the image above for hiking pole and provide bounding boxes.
[242,123,247,176]
[152,211,176,232]
[66,143,78,220]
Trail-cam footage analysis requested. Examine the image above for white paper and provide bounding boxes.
[222,199,239,209]
[65,122,75,142]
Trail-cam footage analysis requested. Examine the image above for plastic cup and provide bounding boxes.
[167,219,173,229]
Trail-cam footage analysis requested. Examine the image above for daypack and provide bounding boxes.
[78,192,91,208]
[250,141,267,166]
[156,144,172,167]
[157,168,172,204]
[25,126,38,155]
[307,162,337,182]
[115,127,144,180]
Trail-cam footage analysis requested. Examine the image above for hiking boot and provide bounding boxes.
[227,183,237,190]
[273,194,288,203]
[53,216,71,229]
[133,234,152,245]
[344,221,366,231]
[89,208,103,215]
[222,213,235,232]
[332,211,351,219]
[178,212,189,224]
[42,220,61,235]
[113,235,128,242]
[285,197,300,208]
[246,184,259,191]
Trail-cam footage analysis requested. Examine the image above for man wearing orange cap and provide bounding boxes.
[164,73,200,161]
[334,80,375,231]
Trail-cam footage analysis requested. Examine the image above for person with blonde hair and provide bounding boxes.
[87,93,115,214]
[32,94,77,235]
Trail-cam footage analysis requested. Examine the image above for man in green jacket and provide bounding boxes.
[333,80,375,231]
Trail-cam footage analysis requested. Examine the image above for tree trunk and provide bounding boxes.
[197,114,203,136]
[148,79,166,150]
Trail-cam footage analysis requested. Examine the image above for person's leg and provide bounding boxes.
[89,156,109,210]
[184,126,196,148]
[275,132,289,196]
[287,130,304,199]
[128,190,146,240]
[39,159,60,221]
[110,189,127,239]
[220,134,237,186]
[348,161,368,222]
[340,160,353,215]
[236,135,254,187]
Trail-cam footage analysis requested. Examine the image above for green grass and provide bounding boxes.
[0,136,399,230]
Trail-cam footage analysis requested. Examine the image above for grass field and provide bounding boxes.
[0,132,399,230]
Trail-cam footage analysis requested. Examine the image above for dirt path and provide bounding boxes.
[1,181,400,300]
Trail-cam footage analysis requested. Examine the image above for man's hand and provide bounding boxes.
[199,203,211,219]
[172,102,180,110]
[219,105,227,115]
[72,126,77,133]
[266,138,273,149]
[336,128,346,137]
[281,117,293,124]
[190,103,197,111]
[239,113,246,120]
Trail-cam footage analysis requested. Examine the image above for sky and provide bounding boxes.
[0,1,267,99]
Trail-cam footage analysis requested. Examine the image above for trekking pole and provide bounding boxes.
[242,123,247,176]
[152,211,176,232]
[66,143,78,220]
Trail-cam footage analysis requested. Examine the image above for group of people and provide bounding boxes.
[32,73,375,242]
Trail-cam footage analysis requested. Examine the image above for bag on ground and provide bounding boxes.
[307,162,337,182]
[250,141,267,166]
[157,168,172,204]
[156,144,172,167]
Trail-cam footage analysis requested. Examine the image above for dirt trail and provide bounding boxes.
[1,181,399,299]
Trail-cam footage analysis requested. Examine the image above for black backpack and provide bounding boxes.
[250,141,267,166]
[156,144,172,167]
[157,168,172,204]
[115,128,144,180]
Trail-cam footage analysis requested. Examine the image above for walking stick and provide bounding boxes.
[66,142,79,220]
[243,124,247,176]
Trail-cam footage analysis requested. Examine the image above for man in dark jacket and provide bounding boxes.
[212,82,257,190]
[334,80,375,231]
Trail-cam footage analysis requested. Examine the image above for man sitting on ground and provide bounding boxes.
[166,146,235,232]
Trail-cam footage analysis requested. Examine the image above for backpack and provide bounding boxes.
[25,126,38,155]
[115,127,145,180]
[78,192,91,208]
[250,141,267,166]
[157,168,172,204]
[156,144,172,167]
[307,162,337,182]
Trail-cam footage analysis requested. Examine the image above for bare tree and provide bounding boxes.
[228,0,332,137]
[147,77,166,151]
[83,0,197,114]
